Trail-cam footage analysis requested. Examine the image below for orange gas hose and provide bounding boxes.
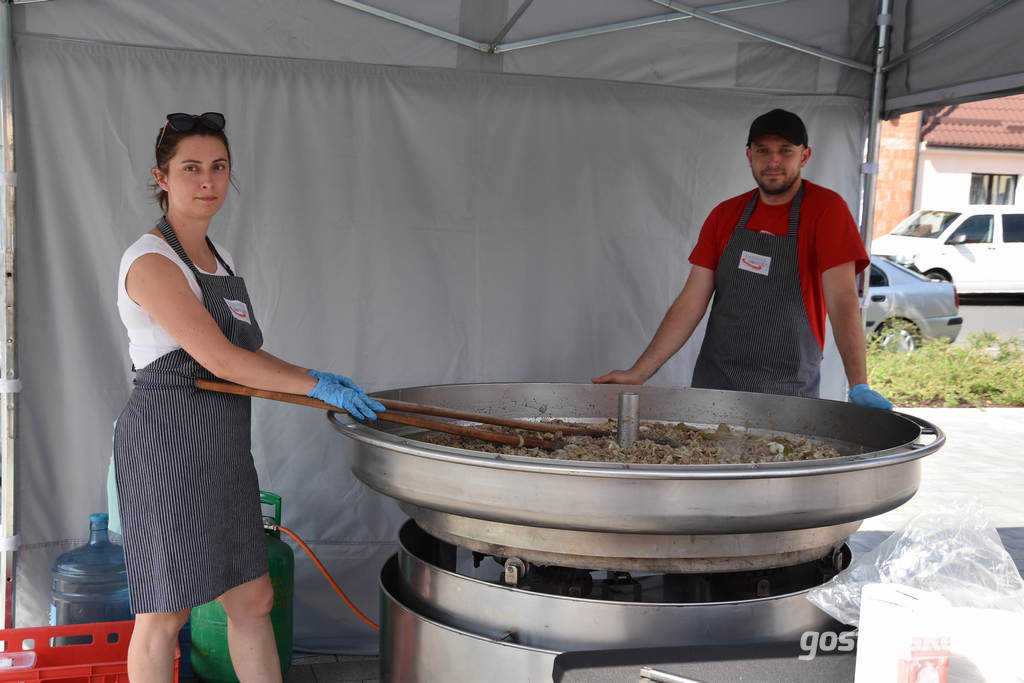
[277,524,380,631]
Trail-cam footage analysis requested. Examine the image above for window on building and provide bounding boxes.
[969,173,1017,204]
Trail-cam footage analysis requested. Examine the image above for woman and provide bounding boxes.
[113,112,383,682]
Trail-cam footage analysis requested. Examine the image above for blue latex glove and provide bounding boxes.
[849,384,893,410]
[307,376,386,420]
[307,369,363,392]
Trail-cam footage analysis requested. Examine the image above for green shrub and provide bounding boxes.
[867,332,1024,407]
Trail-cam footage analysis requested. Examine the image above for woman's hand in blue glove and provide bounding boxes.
[849,384,893,410]
[307,376,386,420]
[307,369,363,392]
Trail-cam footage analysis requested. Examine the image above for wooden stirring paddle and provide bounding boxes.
[195,378,565,450]
[374,397,612,438]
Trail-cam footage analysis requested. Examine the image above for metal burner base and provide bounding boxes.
[405,502,860,573]
[380,520,851,682]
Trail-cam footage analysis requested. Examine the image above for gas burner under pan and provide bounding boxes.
[379,520,854,682]
[406,519,850,604]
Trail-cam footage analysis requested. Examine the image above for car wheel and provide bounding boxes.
[874,321,921,352]
[924,269,951,283]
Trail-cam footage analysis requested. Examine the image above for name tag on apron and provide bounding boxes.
[738,250,771,276]
[224,298,251,324]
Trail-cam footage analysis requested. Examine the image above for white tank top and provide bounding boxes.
[117,233,235,369]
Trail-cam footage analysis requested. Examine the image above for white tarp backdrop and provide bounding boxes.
[9,0,1024,652]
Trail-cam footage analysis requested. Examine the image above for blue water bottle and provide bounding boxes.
[50,513,132,635]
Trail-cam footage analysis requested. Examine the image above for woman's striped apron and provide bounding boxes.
[692,182,822,398]
[113,218,268,614]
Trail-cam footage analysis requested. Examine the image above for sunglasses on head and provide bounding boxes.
[157,112,226,148]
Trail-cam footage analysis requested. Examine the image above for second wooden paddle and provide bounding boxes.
[376,397,612,438]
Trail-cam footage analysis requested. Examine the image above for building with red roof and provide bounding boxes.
[872,94,1024,238]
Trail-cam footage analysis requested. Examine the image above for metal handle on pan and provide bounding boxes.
[896,412,945,450]
[639,666,705,683]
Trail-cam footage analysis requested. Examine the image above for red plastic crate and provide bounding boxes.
[0,620,179,682]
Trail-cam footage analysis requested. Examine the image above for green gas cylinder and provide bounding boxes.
[189,491,294,682]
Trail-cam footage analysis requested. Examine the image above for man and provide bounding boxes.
[593,109,891,409]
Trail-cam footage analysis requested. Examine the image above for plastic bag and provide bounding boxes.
[807,496,1024,627]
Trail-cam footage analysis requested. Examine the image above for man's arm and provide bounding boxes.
[822,261,867,387]
[592,265,716,384]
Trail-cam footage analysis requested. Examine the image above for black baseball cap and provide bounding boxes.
[747,109,808,147]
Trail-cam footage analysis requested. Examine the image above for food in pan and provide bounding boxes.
[411,419,841,465]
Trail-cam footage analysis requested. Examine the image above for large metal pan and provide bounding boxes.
[329,383,942,541]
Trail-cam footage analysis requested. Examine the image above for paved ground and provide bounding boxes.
[277,407,1024,682]
[955,295,1024,345]
[285,653,379,683]
[858,407,1024,539]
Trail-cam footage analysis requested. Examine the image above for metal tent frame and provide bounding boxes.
[0,0,17,629]
[322,0,1017,239]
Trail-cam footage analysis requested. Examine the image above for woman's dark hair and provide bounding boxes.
[150,117,233,213]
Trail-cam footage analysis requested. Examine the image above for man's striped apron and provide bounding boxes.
[692,182,822,398]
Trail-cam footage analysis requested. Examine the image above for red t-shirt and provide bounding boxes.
[688,180,868,349]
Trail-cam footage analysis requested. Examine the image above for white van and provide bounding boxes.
[871,206,1024,294]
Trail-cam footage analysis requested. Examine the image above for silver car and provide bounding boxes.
[864,256,963,351]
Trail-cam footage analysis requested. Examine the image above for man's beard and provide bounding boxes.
[754,170,800,196]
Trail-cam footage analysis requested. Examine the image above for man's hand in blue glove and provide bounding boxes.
[307,375,386,420]
[849,384,893,411]
[307,369,363,392]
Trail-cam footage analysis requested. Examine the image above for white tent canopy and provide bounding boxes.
[6,0,1024,652]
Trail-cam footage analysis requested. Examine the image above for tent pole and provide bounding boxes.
[651,0,873,73]
[489,0,534,50]
[326,0,488,51]
[860,0,893,252]
[331,0,797,56]
[496,0,793,53]
[856,0,893,394]
[0,0,18,629]
[885,0,1012,72]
